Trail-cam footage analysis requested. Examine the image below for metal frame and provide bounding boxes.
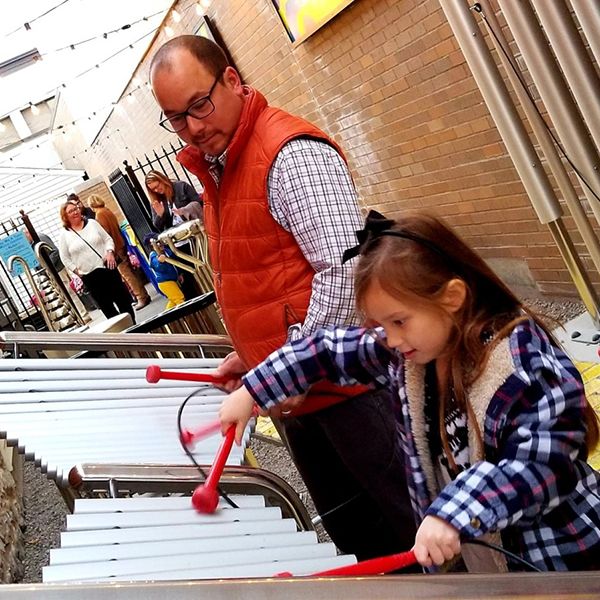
[1,571,599,598]
[0,330,232,357]
[68,463,313,532]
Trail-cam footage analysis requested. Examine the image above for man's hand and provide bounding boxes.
[412,515,461,568]
[157,254,167,263]
[213,351,247,392]
[219,386,256,445]
[262,393,306,418]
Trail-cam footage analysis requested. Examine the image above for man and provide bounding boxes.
[87,195,151,310]
[150,35,416,560]
[67,193,95,221]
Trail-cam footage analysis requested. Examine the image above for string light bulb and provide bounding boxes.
[165,25,174,37]
[0,122,6,132]
[201,0,211,7]
[30,103,40,115]
[195,2,204,15]
[172,9,182,23]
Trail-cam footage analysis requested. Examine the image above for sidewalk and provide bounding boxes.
[85,283,168,328]
[557,311,600,470]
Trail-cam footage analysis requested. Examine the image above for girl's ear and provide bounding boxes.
[441,278,467,313]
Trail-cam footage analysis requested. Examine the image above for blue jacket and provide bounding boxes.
[148,250,178,283]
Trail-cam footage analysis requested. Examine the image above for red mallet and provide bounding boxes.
[180,419,222,447]
[277,549,417,578]
[192,425,236,513]
[146,365,227,385]
[180,406,259,448]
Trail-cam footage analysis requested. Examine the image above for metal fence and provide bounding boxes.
[0,214,45,332]
[108,141,202,248]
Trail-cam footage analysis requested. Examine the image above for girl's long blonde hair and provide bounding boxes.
[354,211,599,465]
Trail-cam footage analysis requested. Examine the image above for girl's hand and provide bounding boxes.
[219,386,256,445]
[157,254,167,263]
[412,515,461,567]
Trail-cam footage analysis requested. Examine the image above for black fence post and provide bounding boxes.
[124,160,152,222]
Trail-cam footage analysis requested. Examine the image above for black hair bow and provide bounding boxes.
[342,210,396,263]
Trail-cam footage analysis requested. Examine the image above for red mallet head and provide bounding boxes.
[192,484,219,513]
[180,428,194,446]
[146,365,162,383]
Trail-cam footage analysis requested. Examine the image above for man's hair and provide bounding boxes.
[150,35,229,79]
[67,193,80,203]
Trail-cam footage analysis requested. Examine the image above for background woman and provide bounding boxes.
[88,194,151,311]
[144,170,202,299]
[144,170,202,232]
[58,200,135,323]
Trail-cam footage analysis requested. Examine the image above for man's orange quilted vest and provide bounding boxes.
[178,87,369,414]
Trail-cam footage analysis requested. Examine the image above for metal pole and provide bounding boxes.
[475,0,600,276]
[570,1,600,71]
[499,0,600,228]
[530,0,600,155]
[439,0,600,326]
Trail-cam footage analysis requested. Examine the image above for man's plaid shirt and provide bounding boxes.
[207,137,363,335]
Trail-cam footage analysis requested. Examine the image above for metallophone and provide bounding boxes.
[1,332,599,596]
[0,331,359,583]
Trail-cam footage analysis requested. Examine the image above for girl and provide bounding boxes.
[219,210,600,572]
[144,234,185,310]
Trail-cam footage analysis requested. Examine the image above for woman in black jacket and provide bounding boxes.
[145,170,203,300]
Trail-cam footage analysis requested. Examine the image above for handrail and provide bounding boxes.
[0,331,232,354]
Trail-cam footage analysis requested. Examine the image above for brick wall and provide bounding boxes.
[77,0,600,299]
[74,178,126,222]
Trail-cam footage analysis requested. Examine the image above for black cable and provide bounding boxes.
[471,2,600,206]
[463,538,542,572]
[176,387,239,509]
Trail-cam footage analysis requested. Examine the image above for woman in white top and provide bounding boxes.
[58,200,134,322]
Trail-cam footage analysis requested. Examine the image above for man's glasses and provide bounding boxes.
[158,72,223,133]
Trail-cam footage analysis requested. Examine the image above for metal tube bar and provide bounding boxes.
[476,0,600,275]
[439,0,561,224]
[547,220,600,327]
[0,331,232,353]
[499,0,600,228]
[0,571,599,599]
[530,0,600,155]
[440,0,600,325]
[570,1,600,72]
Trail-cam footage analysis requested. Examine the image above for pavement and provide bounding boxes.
[555,311,600,470]
[85,283,168,328]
